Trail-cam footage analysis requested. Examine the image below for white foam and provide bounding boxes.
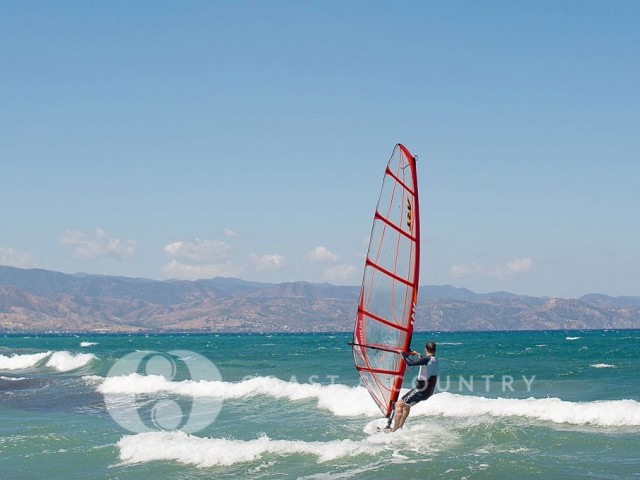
[566,337,580,341]
[80,342,98,347]
[0,351,51,370]
[0,375,27,381]
[98,375,640,428]
[118,422,452,468]
[118,431,382,467]
[98,374,382,417]
[81,375,104,385]
[590,363,615,369]
[46,351,97,372]
[413,392,640,427]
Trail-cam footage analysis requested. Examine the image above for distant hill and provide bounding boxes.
[1,265,639,333]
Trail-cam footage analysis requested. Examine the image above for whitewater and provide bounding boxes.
[1,330,639,479]
[0,350,96,372]
[97,373,640,427]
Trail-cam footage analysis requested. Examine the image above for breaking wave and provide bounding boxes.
[97,375,640,427]
[0,351,96,372]
[118,431,380,466]
[118,422,449,467]
[419,392,640,427]
[98,374,380,417]
[80,342,98,347]
[46,351,97,372]
[0,351,52,370]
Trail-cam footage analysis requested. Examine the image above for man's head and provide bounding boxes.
[425,341,436,354]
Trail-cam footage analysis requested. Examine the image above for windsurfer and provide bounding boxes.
[389,341,439,432]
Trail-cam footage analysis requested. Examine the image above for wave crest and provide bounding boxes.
[418,392,640,427]
[0,351,96,372]
[46,351,97,372]
[98,374,381,417]
[118,431,382,467]
[97,375,640,427]
[0,351,52,370]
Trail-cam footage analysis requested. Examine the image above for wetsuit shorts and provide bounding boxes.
[401,376,437,406]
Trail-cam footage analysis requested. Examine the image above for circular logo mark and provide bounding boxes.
[102,350,222,433]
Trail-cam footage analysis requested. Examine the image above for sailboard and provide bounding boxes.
[351,143,420,424]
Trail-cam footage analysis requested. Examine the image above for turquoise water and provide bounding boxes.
[1,330,639,479]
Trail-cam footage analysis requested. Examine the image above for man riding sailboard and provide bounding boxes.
[351,144,437,430]
[388,341,439,431]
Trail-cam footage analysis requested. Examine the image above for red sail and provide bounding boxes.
[352,144,420,417]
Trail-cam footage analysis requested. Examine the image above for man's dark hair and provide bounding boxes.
[425,341,436,353]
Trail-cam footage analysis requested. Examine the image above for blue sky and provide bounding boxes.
[1,1,638,298]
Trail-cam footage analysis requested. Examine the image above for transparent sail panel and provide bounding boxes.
[352,144,420,418]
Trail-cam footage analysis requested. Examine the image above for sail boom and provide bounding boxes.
[356,366,401,376]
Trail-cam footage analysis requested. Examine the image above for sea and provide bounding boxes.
[1,330,639,479]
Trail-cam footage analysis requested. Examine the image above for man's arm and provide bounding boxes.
[402,352,431,366]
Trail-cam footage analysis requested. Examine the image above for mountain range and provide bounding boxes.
[1,265,639,333]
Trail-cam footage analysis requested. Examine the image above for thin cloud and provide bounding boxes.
[451,257,536,279]
[224,229,240,238]
[0,247,38,268]
[306,246,339,263]
[249,253,284,271]
[450,263,484,277]
[357,236,371,260]
[162,260,242,280]
[163,239,230,263]
[59,229,136,260]
[163,238,239,280]
[322,264,357,284]
[499,257,536,277]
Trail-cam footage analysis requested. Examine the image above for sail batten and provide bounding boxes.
[384,167,416,195]
[364,260,414,287]
[357,308,412,332]
[374,212,417,241]
[352,143,420,418]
